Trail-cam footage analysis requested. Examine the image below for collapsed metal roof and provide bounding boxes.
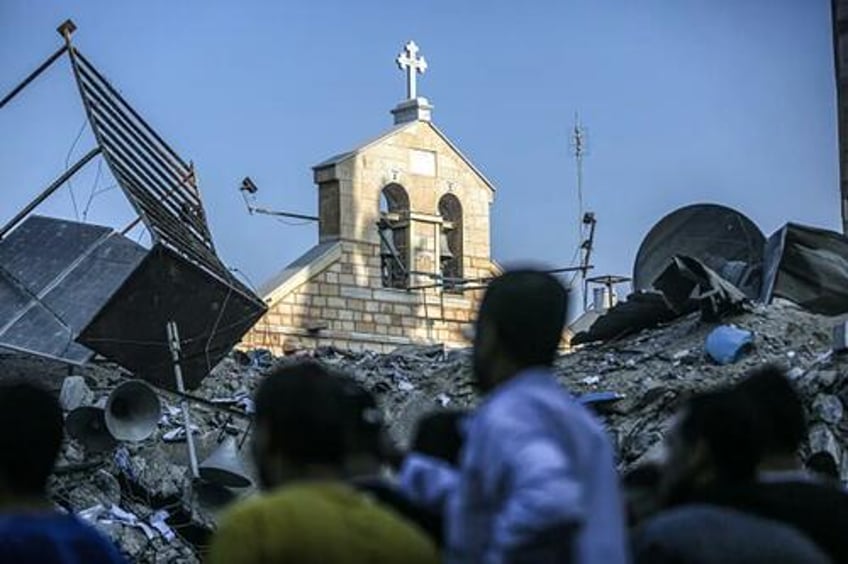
[0,20,266,388]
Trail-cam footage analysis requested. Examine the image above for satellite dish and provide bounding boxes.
[633,203,765,298]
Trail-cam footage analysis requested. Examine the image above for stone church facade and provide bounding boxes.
[241,42,498,353]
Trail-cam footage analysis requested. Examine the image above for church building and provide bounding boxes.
[241,41,498,353]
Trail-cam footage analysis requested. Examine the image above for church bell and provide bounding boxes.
[199,436,253,488]
[66,406,117,453]
[104,379,162,442]
[380,227,400,258]
[440,229,454,261]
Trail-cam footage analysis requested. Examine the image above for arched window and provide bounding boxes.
[438,194,463,291]
[379,184,410,289]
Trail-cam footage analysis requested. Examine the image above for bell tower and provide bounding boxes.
[244,41,497,353]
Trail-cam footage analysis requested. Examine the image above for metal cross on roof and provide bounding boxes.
[396,40,427,100]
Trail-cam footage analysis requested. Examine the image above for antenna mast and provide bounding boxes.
[570,114,597,310]
[573,113,585,234]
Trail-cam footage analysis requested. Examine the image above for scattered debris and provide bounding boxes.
[60,376,94,412]
[0,285,840,562]
[653,255,749,321]
[571,291,681,345]
[813,395,844,425]
[834,321,848,353]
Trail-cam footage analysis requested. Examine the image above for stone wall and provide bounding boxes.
[241,240,493,354]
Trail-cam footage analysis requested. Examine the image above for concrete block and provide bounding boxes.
[373,289,417,304]
[356,322,377,333]
[322,309,339,320]
[60,376,94,412]
[341,286,373,300]
[393,304,413,316]
[318,284,340,297]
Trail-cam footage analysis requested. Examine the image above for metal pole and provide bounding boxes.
[249,206,319,222]
[834,0,848,233]
[0,146,101,239]
[0,45,68,110]
[120,216,144,236]
[166,321,200,479]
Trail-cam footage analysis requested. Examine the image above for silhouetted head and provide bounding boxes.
[252,361,347,489]
[661,388,762,505]
[411,410,467,467]
[735,364,806,469]
[473,269,569,393]
[337,377,386,477]
[0,382,63,501]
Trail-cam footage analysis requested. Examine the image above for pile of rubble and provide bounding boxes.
[7,298,846,561]
[297,299,848,474]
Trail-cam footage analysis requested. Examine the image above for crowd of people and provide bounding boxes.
[1,268,848,562]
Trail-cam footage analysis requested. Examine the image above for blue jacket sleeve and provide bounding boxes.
[399,452,460,513]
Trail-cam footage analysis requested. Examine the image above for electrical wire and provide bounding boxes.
[64,120,88,221]
[81,159,104,222]
[229,267,261,295]
[204,284,233,375]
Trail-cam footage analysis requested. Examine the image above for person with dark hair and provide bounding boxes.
[0,381,126,563]
[410,269,627,563]
[410,409,466,467]
[634,389,830,563]
[388,409,469,547]
[337,377,388,478]
[337,378,444,545]
[734,363,808,478]
[399,409,467,509]
[209,361,438,564]
[658,389,764,506]
[682,365,848,562]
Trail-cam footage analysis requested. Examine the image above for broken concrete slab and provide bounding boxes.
[60,376,94,412]
[813,394,844,425]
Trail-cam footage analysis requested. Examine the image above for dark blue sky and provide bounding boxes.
[0,1,839,299]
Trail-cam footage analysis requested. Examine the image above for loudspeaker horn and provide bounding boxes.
[199,436,252,488]
[66,406,117,452]
[105,379,161,442]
